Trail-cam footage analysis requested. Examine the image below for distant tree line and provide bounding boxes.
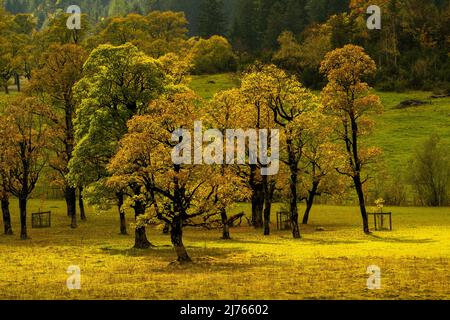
[3,0,449,90]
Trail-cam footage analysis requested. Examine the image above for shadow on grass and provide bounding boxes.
[100,245,173,257]
[300,238,363,245]
[210,238,281,245]
[100,245,246,260]
[99,245,253,271]
[368,234,436,244]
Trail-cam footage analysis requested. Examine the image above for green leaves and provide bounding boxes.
[68,43,167,189]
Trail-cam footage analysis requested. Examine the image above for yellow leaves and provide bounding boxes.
[189,35,236,74]
[241,64,321,130]
[374,198,385,210]
[157,51,193,85]
[0,95,51,197]
[272,31,303,70]
[321,45,383,126]
[320,44,377,86]
[206,88,253,130]
[357,116,376,135]
[97,11,188,58]
[360,146,383,163]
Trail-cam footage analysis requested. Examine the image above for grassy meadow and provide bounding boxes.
[0,199,448,299]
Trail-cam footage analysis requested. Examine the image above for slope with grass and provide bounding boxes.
[369,91,450,171]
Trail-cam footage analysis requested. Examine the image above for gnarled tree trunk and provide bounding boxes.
[117,193,127,235]
[1,197,13,235]
[220,208,230,239]
[79,187,86,221]
[3,80,9,94]
[171,218,191,263]
[65,187,77,228]
[15,73,20,92]
[19,196,28,240]
[133,199,152,249]
[262,176,275,236]
[302,180,319,225]
[350,116,370,234]
[250,164,264,228]
[251,188,264,228]
[287,141,301,239]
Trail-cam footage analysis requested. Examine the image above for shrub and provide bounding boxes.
[407,134,450,207]
[190,35,237,74]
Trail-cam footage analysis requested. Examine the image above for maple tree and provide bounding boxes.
[320,44,383,234]
[95,11,189,58]
[0,97,51,239]
[241,64,320,238]
[29,43,88,228]
[109,90,240,262]
[68,43,167,247]
[0,113,13,235]
[239,65,278,233]
[298,113,346,224]
[205,88,253,238]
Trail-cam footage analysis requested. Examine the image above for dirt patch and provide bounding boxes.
[395,99,430,109]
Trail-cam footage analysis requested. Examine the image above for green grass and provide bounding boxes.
[189,73,240,100]
[0,199,449,299]
[0,91,18,108]
[368,91,450,171]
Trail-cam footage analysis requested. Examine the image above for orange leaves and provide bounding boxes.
[0,96,51,197]
[320,44,377,86]
[320,45,383,120]
[321,44,383,186]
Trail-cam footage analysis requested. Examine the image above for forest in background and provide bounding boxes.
[3,0,450,91]
[4,0,349,37]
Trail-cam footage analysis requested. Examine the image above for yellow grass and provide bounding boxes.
[0,200,449,299]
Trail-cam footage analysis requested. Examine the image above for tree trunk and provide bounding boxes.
[117,194,128,235]
[220,208,230,239]
[65,187,77,228]
[262,176,273,236]
[19,197,28,240]
[354,174,370,234]
[15,73,20,92]
[251,188,264,228]
[302,181,319,225]
[163,222,170,234]
[1,197,13,235]
[349,114,370,234]
[250,164,263,228]
[133,200,152,249]
[170,219,191,263]
[3,81,9,94]
[78,187,86,221]
[302,196,313,225]
[289,166,300,239]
